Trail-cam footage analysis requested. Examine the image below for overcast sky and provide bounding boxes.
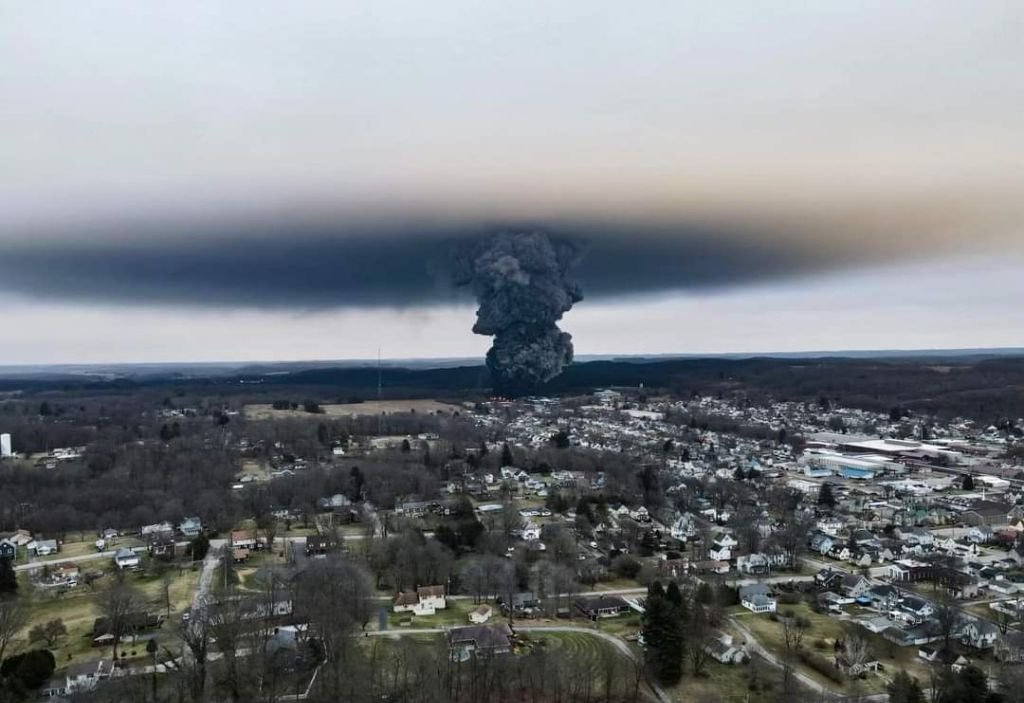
[1,2,1022,364]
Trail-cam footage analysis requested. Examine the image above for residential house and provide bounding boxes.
[520,520,541,541]
[147,531,176,559]
[178,517,202,538]
[502,592,540,617]
[29,539,58,557]
[0,539,15,561]
[888,559,932,583]
[959,618,1001,649]
[113,548,140,569]
[704,632,747,664]
[575,595,629,619]
[318,494,353,511]
[393,585,447,616]
[809,532,835,555]
[898,595,934,623]
[967,525,994,544]
[816,568,846,591]
[708,539,733,562]
[866,585,902,611]
[670,513,698,541]
[141,521,174,536]
[40,660,111,698]
[896,527,934,547]
[447,624,513,661]
[397,500,432,517]
[2,529,33,548]
[230,530,263,551]
[739,584,777,614]
[989,578,1018,596]
[51,562,80,585]
[304,534,338,558]
[839,574,872,599]
[468,605,493,624]
[962,501,1012,527]
[736,552,786,575]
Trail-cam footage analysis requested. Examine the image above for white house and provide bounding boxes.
[739,584,777,614]
[521,520,541,541]
[960,619,1001,649]
[394,585,447,616]
[704,632,747,664]
[113,548,140,569]
[469,604,493,624]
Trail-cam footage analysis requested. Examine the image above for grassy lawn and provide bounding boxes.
[593,612,643,637]
[12,560,201,673]
[664,655,786,703]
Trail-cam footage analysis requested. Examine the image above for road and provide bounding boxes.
[191,540,226,613]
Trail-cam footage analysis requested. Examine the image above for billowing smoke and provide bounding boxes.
[454,232,583,397]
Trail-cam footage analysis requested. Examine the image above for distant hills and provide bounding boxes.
[3,351,1024,422]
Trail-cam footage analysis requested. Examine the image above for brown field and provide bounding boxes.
[245,399,464,420]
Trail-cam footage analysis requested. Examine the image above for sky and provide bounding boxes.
[1,2,1022,364]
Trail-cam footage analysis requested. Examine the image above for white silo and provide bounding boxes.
[0,433,11,458]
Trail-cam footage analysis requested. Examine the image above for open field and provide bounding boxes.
[664,655,789,703]
[245,399,464,420]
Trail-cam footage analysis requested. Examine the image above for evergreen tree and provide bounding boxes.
[501,443,514,467]
[887,671,925,703]
[817,483,836,509]
[962,474,975,490]
[0,558,16,597]
[643,581,685,685]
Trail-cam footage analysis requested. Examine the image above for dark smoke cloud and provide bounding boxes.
[453,232,582,396]
[0,218,846,310]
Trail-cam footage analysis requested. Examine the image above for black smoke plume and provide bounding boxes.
[454,232,582,397]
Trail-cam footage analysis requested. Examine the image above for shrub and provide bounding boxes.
[799,651,844,684]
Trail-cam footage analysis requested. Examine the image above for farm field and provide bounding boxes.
[245,399,464,420]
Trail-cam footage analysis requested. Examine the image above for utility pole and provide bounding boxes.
[377,347,383,436]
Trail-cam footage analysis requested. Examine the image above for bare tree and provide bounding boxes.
[176,609,210,703]
[97,578,143,662]
[841,631,870,676]
[0,597,28,662]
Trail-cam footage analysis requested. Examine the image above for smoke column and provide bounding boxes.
[455,232,583,397]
